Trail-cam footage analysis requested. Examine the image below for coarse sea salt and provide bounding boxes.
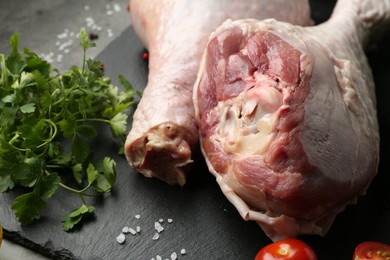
[56,54,63,62]
[155,222,164,233]
[107,28,113,37]
[58,39,73,51]
[116,214,186,258]
[122,226,130,234]
[116,233,126,244]
[113,3,121,12]
[85,17,95,27]
[129,228,137,235]
[152,233,160,240]
[171,252,177,260]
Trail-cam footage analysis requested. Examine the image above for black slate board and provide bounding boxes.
[1,1,390,259]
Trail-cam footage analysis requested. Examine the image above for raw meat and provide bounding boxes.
[125,0,313,186]
[193,0,390,240]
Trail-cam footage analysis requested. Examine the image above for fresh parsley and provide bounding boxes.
[0,28,140,231]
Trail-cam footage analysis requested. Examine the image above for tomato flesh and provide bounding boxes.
[354,242,390,260]
[255,238,317,260]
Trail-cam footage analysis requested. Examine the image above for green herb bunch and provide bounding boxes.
[0,28,140,231]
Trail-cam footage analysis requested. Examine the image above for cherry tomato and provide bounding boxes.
[255,238,317,260]
[353,241,390,260]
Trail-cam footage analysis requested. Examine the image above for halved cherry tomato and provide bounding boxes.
[353,241,390,260]
[255,238,317,260]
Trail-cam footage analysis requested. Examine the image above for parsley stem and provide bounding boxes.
[47,164,68,169]
[36,119,57,149]
[76,118,110,124]
[7,133,30,152]
[82,49,86,73]
[80,195,86,205]
[58,182,97,197]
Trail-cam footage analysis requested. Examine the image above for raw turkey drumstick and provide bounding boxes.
[193,0,390,240]
[125,0,313,186]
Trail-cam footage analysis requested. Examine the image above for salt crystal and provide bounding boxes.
[116,233,126,244]
[180,249,186,255]
[58,39,73,51]
[135,214,141,219]
[122,226,129,233]
[44,56,53,63]
[106,10,114,16]
[156,256,162,260]
[152,233,160,240]
[85,17,95,27]
[84,5,90,11]
[113,3,121,12]
[56,54,63,62]
[154,222,164,233]
[107,28,113,37]
[136,226,141,233]
[159,218,164,223]
[57,32,66,39]
[129,228,137,235]
[58,44,66,51]
[171,252,177,260]
[167,219,173,223]
[64,49,70,54]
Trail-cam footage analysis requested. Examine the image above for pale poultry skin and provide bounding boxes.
[125,0,313,186]
[193,0,390,240]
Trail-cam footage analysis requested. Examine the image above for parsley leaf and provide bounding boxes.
[12,192,46,225]
[110,113,128,137]
[36,173,61,199]
[0,175,14,192]
[61,204,95,232]
[19,103,36,113]
[0,29,139,230]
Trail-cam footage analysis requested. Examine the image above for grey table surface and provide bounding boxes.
[0,0,129,259]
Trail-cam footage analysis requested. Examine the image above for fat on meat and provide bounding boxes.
[125,0,313,186]
[193,0,390,241]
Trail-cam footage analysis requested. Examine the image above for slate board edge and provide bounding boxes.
[3,230,79,260]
